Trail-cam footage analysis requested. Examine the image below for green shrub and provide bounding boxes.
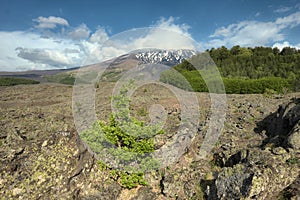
[0,77,39,86]
[81,80,164,188]
[286,157,299,164]
[136,107,148,117]
[119,172,148,189]
[59,76,75,85]
[98,114,156,154]
[45,72,76,85]
[100,70,122,82]
[98,160,148,189]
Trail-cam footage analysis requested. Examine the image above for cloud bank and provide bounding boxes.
[0,16,195,71]
[1,11,300,71]
[207,11,300,48]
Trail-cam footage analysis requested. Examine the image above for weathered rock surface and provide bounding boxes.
[211,97,300,200]
[288,122,300,151]
[0,83,299,199]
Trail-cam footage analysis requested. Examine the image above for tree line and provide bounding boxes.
[208,46,300,81]
[160,46,300,94]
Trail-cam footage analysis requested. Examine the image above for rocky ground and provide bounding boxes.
[0,82,299,199]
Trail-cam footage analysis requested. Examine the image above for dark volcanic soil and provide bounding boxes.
[0,82,299,199]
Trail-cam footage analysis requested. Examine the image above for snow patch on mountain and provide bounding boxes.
[134,49,196,66]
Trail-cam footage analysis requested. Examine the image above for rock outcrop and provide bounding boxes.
[210,98,300,200]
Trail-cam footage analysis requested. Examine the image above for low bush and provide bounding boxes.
[80,80,164,189]
[59,76,75,85]
[0,77,39,86]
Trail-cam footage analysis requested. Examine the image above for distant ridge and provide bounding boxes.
[0,49,196,83]
[0,67,79,82]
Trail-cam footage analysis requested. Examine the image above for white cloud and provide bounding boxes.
[209,21,284,47]
[208,11,300,48]
[153,17,191,37]
[89,27,109,44]
[202,39,226,48]
[272,41,300,50]
[0,16,196,71]
[2,13,300,72]
[16,47,73,66]
[274,6,292,13]
[95,17,196,61]
[68,24,91,40]
[275,11,300,28]
[133,17,194,50]
[74,17,196,66]
[0,31,81,71]
[33,16,69,29]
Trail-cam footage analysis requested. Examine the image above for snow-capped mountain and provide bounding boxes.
[134,49,197,66]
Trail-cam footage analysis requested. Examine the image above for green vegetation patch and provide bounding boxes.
[208,46,300,81]
[160,68,291,94]
[45,72,75,85]
[80,80,164,188]
[99,160,148,189]
[161,46,300,94]
[286,157,299,165]
[100,70,122,82]
[59,76,75,85]
[0,77,40,86]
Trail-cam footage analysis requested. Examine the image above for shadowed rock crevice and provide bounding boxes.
[206,98,300,200]
[255,98,300,149]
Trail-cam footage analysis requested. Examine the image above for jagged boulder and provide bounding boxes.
[287,122,300,151]
[214,99,300,200]
[215,164,253,199]
[256,98,300,148]
[214,148,299,200]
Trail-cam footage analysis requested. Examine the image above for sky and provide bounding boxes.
[0,0,300,71]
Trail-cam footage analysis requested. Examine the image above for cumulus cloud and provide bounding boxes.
[16,47,72,66]
[208,11,300,48]
[89,27,109,44]
[0,31,81,71]
[272,41,300,50]
[33,16,69,29]
[209,21,284,47]
[5,13,300,72]
[68,24,91,40]
[94,17,196,61]
[132,17,194,50]
[75,17,197,64]
[0,16,196,71]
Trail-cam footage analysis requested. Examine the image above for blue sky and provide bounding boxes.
[0,0,300,71]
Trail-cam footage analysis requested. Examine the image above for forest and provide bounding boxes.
[160,46,300,94]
